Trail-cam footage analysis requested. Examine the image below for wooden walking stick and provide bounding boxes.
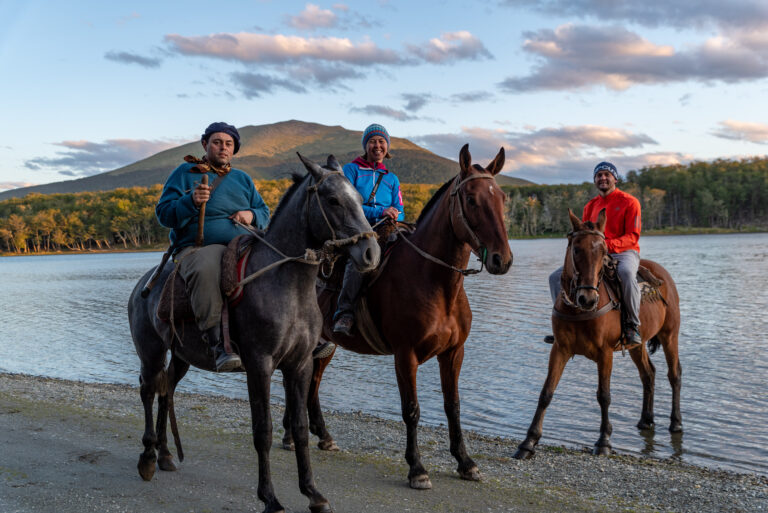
[195,174,208,246]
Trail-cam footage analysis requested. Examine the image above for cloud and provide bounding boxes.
[413,124,660,183]
[401,93,432,112]
[712,120,768,144]
[231,72,308,98]
[407,31,493,63]
[450,91,495,103]
[501,0,768,30]
[350,105,419,121]
[165,32,404,65]
[499,24,768,92]
[286,3,338,31]
[104,51,161,68]
[24,139,184,177]
[0,181,36,192]
[285,62,363,85]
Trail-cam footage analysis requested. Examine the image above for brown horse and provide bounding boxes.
[514,209,682,460]
[283,144,512,489]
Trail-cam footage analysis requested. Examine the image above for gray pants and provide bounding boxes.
[548,250,641,326]
[334,258,365,320]
[175,244,227,332]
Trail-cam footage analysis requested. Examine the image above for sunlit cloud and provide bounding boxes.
[350,105,419,121]
[407,31,492,63]
[286,3,338,31]
[24,139,186,177]
[0,181,36,192]
[712,120,768,144]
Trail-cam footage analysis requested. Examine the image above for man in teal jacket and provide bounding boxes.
[156,122,270,371]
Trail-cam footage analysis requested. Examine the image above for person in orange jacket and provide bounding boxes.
[546,161,642,347]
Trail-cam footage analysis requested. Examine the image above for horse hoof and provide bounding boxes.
[309,501,333,513]
[669,422,683,433]
[158,455,178,472]
[592,445,612,456]
[636,419,655,430]
[137,454,156,481]
[513,447,535,460]
[318,439,339,451]
[409,474,432,490]
[459,466,481,481]
[282,440,295,451]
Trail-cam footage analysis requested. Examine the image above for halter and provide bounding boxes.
[448,172,497,272]
[230,170,376,292]
[559,229,610,312]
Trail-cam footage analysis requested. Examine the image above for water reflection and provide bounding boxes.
[1,233,767,476]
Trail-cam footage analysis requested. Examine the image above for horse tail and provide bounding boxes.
[169,390,184,462]
[647,336,661,355]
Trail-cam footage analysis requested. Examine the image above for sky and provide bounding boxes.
[2,0,768,191]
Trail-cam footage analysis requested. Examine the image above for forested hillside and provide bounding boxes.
[1,157,766,253]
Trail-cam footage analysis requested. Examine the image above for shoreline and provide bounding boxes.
[1,372,765,513]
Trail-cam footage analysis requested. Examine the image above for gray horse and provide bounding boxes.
[127,154,380,513]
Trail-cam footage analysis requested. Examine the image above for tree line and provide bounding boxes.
[1,157,766,253]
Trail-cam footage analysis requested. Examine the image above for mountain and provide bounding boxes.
[0,120,532,200]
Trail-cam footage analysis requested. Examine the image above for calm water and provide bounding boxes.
[1,234,767,475]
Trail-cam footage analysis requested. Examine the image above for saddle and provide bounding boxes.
[156,235,257,324]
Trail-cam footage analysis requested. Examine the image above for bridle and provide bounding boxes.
[559,229,609,312]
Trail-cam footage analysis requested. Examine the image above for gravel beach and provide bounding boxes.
[0,372,765,513]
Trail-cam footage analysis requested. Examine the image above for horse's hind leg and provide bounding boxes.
[283,363,332,513]
[593,350,614,456]
[514,346,568,460]
[438,346,479,481]
[630,346,656,429]
[138,366,164,481]
[395,350,431,490]
[661,330,683,432]
[157,354,190,471]
[246,365,285,513]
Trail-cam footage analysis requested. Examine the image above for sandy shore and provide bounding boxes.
[0,372,765,513]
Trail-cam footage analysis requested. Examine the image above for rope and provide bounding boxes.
[395,228,482,276]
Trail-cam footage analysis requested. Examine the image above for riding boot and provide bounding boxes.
[203,325,242,372]
[623,324,642,348]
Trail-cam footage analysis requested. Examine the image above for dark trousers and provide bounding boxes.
[334,259,365,320]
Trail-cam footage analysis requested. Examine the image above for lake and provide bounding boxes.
[1,233,766,475]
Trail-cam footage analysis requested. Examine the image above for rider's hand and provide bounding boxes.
[229,210,255,225]
[382,207,399,219]
[192,183,211,208]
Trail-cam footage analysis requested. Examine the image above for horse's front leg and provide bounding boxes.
[513,345,569,460]
[593,349,614,456]
[138,369,160,481]
[662,331,683,433]
[283,360,332,513]
[437,345,479,481]
[246,364,284,513]
[157,353,190,471]
[629,345,655,430]
[395,350,430,489]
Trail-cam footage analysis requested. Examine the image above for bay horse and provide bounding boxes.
[514,209,682,460]
[127,154,380,513]
[283,144,512,489]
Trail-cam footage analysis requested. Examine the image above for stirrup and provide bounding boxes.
[313,340,337,359]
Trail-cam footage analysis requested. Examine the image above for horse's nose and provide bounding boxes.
[577,293,597,310]
[488,251,512,275]
[362,243,380,268]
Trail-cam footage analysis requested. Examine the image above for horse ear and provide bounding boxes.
[297,152,324,180]
[459,144,471,176]
[597,208,607,232]
[326,154,342,172]
[568,209,582,231]
[486,147,505,176]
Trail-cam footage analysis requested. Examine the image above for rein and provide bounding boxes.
[227,171,376,294]
[396,172,496,276]
[554,228,619,321]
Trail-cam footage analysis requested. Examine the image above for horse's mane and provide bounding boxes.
[266,172,307,233]
[415,176,455,225]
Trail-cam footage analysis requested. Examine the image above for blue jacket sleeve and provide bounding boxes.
[249,184,270,230]
[392,176,405,221]
[156,164,198,229]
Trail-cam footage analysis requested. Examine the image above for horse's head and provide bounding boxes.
[563,208,608,311]
[452,144,512,275]
[297,153,380,273]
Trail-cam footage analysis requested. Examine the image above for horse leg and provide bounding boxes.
[437,346,479,481]
[395,351,431,489]
[246,365,284,513]
[308,354,339,451]
[593,350,614,456]
[157,354,190,471]
[514,346,569,459]
[283,363,332,513]
[138,367,163,481]
[630,346,656,430]
[662,331,683,432]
